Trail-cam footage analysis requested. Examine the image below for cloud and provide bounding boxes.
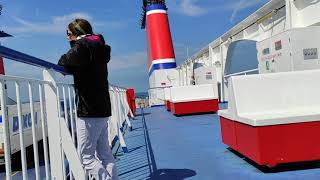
[108,51,147,71]
[6,12,91,34]
[228,0,266,22]
[168,0,267,20]
[179,0,208,16]
[4,12,125,35]
[168,0,208,17]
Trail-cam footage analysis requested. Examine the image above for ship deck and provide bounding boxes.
[2,104,320,179]
[117,104,320,180]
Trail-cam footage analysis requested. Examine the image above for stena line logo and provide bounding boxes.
[12,112,38,134]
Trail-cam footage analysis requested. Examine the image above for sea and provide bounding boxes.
[135,92,148,99]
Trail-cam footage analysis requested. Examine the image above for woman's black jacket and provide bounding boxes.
[58,35,112,117]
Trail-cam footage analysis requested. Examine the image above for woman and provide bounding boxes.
[58,18,119,180]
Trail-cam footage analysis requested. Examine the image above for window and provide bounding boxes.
[275,40,282,51]
[262,48,270,55]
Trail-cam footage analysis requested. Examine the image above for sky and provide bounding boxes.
[0,0,269,92]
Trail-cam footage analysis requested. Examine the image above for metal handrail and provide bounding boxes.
[0,45,66,74]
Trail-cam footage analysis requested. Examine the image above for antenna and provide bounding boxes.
[140,0,166,29]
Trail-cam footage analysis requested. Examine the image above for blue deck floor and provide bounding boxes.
[116,105,320,180]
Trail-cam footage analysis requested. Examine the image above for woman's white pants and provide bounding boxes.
[77,117,119,180]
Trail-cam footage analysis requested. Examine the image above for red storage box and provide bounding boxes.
[220,116,320,167]
[170,84,219,116]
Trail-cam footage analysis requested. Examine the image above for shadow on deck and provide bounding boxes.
[116,105,320,180]
[116,108,196,180]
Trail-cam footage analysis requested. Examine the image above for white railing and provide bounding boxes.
[223,68,259,79]
[0,45,134,180]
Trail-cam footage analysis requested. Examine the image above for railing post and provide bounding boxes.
[43,69,64,180]
[0,80,12,180]
[15,82,28,180]
[38,84,50,180]
[110,86,127,152]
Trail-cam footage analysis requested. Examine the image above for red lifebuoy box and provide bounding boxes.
[126,89,136,116]
[0,56,5,75]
